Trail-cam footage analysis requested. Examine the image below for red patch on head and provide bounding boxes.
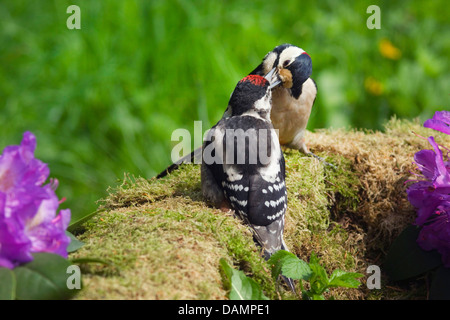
[239,75,268,87]
[302,52,310,58]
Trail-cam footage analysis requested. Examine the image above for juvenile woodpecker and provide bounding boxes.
[157,43,323,179]
[201,71,295,291]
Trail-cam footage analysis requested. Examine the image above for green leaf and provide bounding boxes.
[328,269,364,288]
[383,225,442,281]
[229,272,269,300]
[311,293,326,300]
[219,258,268,300]
[307,253,329,295]
[267,250,286,280]
[268,250,311,281]
[308,253,328,283]
[0,268,16,300]
[14,253,78,300]
[219,258,234,290]
[429,266,450,300]
[66,231,85,253]
[281,256,312,281]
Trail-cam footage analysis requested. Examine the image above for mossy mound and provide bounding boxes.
[71,118,450,300]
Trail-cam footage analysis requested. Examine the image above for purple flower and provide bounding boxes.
[0,132,71,269]
[407,111,450,267]
[408,137,450,224]
[417,204,450,267]
[424,111,450,135]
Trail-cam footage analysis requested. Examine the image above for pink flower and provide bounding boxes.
[424,111,450,135]
[0,132,71,269]
[407,111,450,267]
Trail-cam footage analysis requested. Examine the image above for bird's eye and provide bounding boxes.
[283,60,290,67]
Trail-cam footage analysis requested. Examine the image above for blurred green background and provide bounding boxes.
[1,0,448,223]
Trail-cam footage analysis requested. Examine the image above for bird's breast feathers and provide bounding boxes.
[270,78,316,145]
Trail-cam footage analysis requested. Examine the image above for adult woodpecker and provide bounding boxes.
[201,71,295,292]
[246,43,318,157]
[157,43,323,179]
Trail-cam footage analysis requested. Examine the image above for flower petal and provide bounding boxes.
[424,111,450,135]
[0,257,14,269]
[417,204,450,267]
[28,209,71,258]
[0,217,33,267]
[428,136,450,188]
[413,149,437,180]
[0,132,49,193]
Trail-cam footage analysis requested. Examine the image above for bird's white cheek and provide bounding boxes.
[263,52,277,73]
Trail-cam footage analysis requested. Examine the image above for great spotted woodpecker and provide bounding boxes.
[156,43,323,179]
[247,44,318,156]
[201,71,295,292]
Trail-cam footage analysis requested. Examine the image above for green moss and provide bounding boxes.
[72,153,359,299]
[71,119,450,300]
[73,174,279,299]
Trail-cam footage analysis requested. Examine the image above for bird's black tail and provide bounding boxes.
[156,147,202,179]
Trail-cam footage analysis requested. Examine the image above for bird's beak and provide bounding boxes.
[264,67,282,89]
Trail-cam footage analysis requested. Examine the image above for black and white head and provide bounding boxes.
[228,72,280,119]
[251,44,312,99]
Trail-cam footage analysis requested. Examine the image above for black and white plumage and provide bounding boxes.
[201,73,295,291]
[156,43,325,179]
